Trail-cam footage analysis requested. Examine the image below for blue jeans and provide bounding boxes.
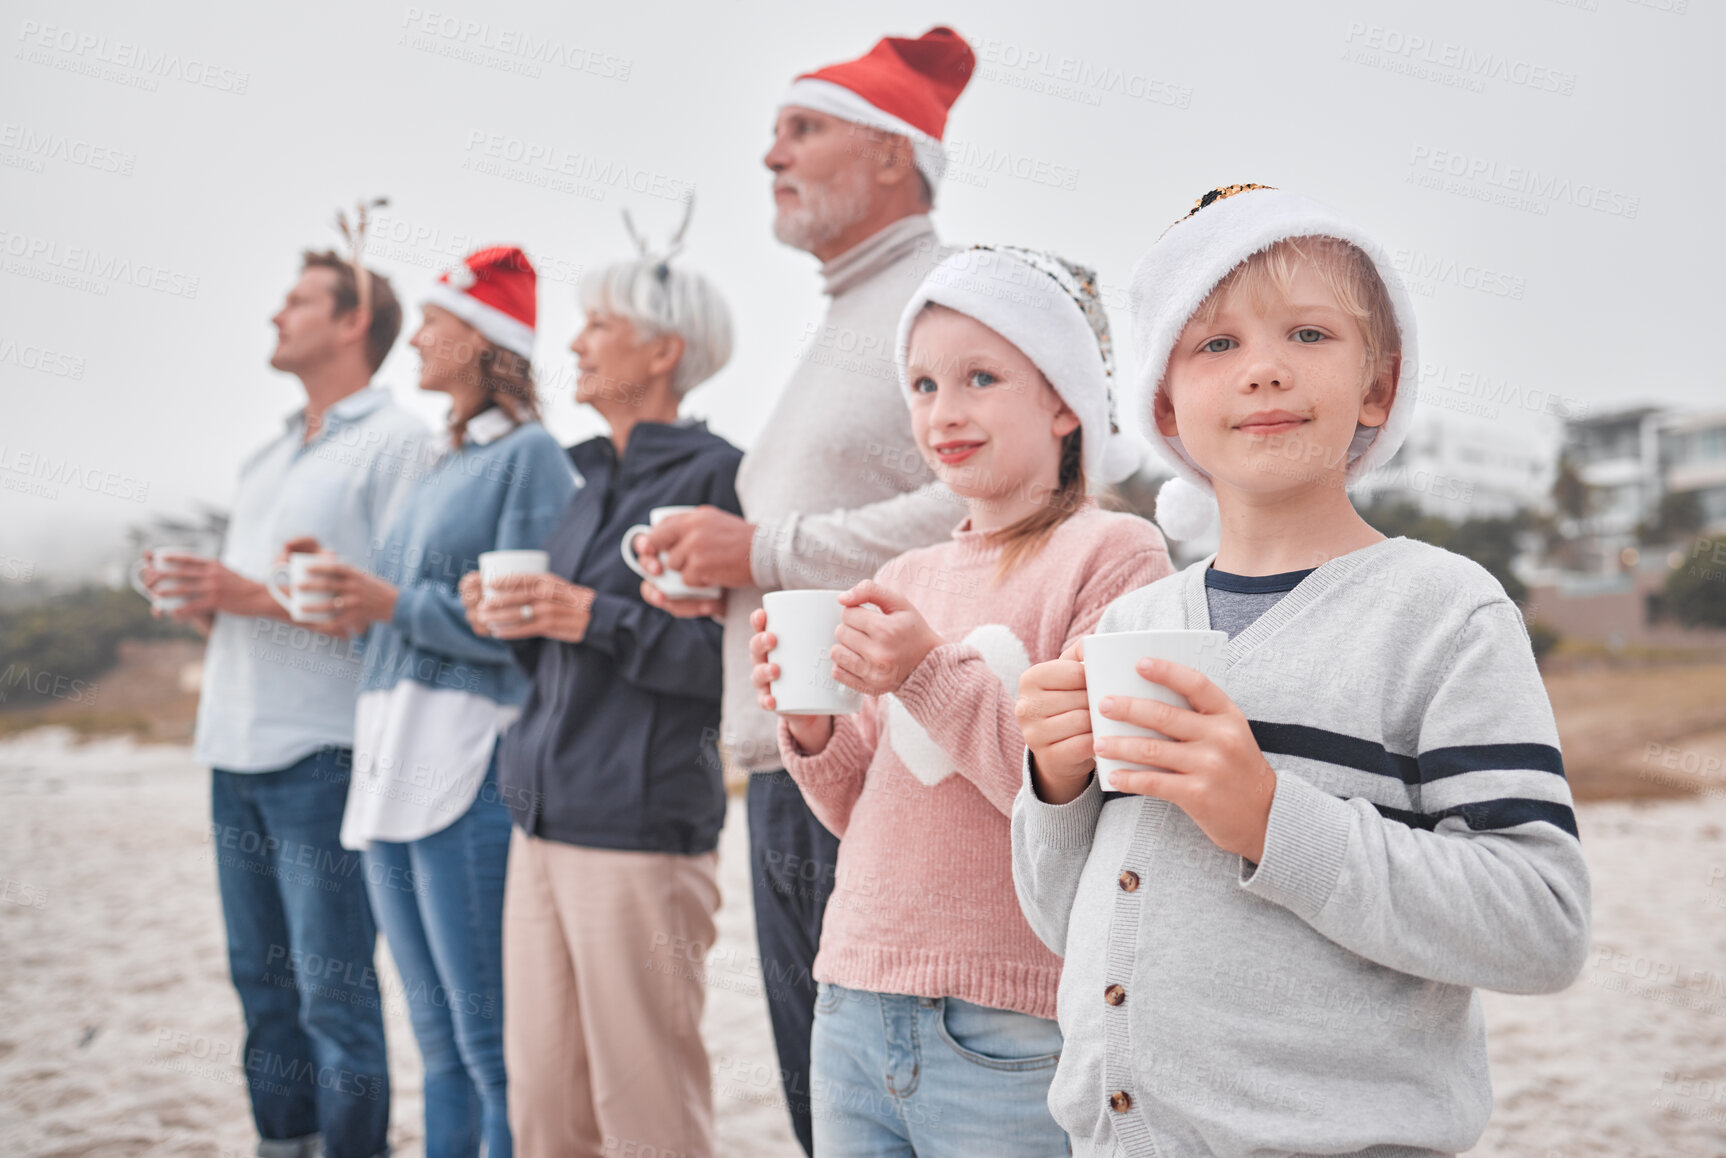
[811,982,1069,1158]
[212,747,391,1158]
[363,768,512,1158]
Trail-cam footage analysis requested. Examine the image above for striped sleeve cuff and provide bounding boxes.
[1240,769,1352,921]
[1016,749,1105,851]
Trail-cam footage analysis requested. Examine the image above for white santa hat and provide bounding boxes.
[896,245,1144,486]
[1128,184,1420,540]
[780,26,975,194]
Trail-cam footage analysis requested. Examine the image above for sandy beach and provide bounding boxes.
[2,727,1723,1156]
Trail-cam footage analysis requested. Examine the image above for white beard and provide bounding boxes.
[772,166,874,253]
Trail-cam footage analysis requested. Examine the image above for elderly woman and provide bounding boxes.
[458,250,740,1158]
[296,246,577,1158]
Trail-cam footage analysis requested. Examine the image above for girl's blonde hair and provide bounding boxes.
[988,425,1086,584]
[1195,235,1400,383]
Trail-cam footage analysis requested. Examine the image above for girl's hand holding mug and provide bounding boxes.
[749,607,835,755]
[830,581,944,697]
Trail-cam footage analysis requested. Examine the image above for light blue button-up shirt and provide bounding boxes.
[193,387,429,772]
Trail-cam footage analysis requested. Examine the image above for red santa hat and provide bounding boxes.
[422,246,537,359]
[780,26,975,192]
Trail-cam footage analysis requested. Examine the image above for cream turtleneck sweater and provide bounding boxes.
[726,214,962,771]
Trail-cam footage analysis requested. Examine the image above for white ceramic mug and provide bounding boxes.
[1084,629,1229,791]
[268,552,339,623]
[128,546,207,611]
[763,589,862,716]
[620,506,720,600]
[478,549,551,599]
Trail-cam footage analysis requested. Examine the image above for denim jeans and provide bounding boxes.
[811,982,1069,1158]
[363,767,512,1158]
[748,769,842,1156]
[212,747,391,1158]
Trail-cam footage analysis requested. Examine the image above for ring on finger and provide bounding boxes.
[520,604,534,622]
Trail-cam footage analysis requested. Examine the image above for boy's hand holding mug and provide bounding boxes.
[1018,640,1279,862]
[1095,657,1278,864]
[1017,640,1098,805]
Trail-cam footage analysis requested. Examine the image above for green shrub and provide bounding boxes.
[0,586,190,707]
[1664,539,1726,629]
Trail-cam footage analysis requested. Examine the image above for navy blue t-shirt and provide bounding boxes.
[1204,566,1316,640]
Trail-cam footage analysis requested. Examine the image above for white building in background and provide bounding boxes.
[1562,406,1666,553]
[1546,404,1726,574]
[1660,409,1726,531]
[1120,401,1726,576]
[1353,413,1557,521]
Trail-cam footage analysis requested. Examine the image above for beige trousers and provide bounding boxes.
[503,830,721,1158]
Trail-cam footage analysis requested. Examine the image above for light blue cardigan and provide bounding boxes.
[358,417,577,704]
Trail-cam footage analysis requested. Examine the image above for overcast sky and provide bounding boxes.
[3,0,1719,579]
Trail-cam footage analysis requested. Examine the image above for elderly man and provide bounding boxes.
[636,26,975,1155]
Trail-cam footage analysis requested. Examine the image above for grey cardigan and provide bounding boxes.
[1012,537,1591,1157]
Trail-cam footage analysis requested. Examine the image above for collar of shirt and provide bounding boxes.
[1204,565,1317,594]
[283,386,392,439]
[820,214,938,298]
[464,406,518,446]
[430,404,519,459]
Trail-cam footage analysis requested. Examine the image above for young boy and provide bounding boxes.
[1011,185,1591,1157]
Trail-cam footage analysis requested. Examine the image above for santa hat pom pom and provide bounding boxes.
[1099,432,1144,485]
[1155,476,1218,541]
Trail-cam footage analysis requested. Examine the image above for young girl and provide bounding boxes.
[749,245,1171,1155]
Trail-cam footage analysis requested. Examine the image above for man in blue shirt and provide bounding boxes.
[146,251,426,1158]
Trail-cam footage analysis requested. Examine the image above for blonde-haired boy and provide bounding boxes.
[1011,186,1590,1157]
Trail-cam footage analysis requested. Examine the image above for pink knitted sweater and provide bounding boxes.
[779,502,1172,1018]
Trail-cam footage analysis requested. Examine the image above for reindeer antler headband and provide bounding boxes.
[333,196,389,315]
[621,193,696,283]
